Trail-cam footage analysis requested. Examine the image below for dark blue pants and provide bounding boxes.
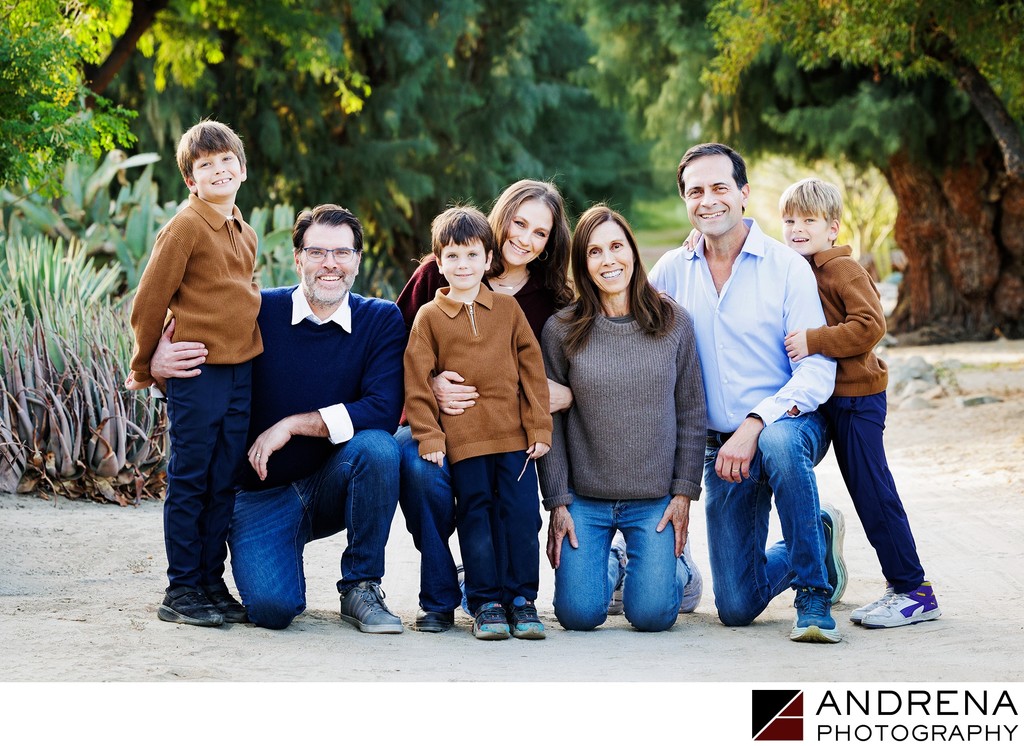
[164,362,252,591]
[450,450,541,613]
[823,392,925,594]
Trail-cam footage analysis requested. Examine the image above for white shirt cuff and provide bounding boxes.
[319,403,354,444]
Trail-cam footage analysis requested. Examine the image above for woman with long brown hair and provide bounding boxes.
[539,204,706,631]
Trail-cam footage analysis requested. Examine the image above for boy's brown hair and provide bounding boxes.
[175,120,247,183]
[430,205,497,259]
[779,177,844,225]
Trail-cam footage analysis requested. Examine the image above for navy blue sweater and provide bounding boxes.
[241,287,406,490]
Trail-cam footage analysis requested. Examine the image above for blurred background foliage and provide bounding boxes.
[1,0,1022,498]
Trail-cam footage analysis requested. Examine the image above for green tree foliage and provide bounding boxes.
[577,0,1024,340]
[0,0,136,193]
[96,0,646,286]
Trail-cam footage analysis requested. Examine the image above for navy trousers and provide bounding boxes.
[823,392,925,593]
[164,362,252,590]
[450,450,542,613]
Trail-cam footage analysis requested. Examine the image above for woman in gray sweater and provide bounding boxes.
[539,204,706,632]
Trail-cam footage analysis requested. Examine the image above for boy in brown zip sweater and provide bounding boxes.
[404,205,552,641]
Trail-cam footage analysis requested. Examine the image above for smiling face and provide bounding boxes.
[185,150,247,207]
[295,222,360,314]
[680,153,749,243]
[500,198,553,270]
[585,219,635,308]
[782,212,840,257]
[436,240,492,302]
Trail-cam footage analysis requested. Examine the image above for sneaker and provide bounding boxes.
[456,564,471,616]
[607,533,627,616]
[507,596,545,639]
[850,584,895,624]
[200,581,248,624]
[679,541,703,614]
[861,582,941,629]
[820,504,848,604]
[790,588,841,643]
[472,601,510,640]
[414,608,455,633]
[339,581,404,634]
[157,587,223,627]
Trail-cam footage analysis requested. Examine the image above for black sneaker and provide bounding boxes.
[507,596,545,640]
[201,581,249,623]
[158,587,224,627]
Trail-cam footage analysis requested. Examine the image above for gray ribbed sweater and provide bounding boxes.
[538,303,706,509]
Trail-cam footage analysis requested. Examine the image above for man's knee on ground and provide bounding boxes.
[554,601,607,632]
[625,606,676,633]
[246,597,304,630]
[716,601,758,628]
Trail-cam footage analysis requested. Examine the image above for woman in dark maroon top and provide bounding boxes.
[395,179,574,632]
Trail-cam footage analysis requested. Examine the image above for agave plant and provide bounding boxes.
[0,235,166,503]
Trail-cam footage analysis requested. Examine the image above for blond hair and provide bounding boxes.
[779,177,843,224]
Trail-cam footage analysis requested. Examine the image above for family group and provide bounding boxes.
[125,120,942,645]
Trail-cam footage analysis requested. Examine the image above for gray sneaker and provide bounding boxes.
[339,581,403,634]
[678,541,703,614]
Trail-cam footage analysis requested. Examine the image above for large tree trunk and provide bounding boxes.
[883,150,1024,343]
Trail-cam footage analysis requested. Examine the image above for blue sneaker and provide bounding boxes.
[790,588,841,643]
[472,601,510,640]
[862,582,941,629]
[456,564,471,616]
[508,596,545,639]
[820,504,847,603]
[607,533,627,616]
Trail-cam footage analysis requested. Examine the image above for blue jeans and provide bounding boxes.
[450,451,542,612]
[553,494,682,632]
[704,412,831,627]
[228,430,400,630]
[823,393,924,593]
[164,362,251,590]
[395,425,461,613]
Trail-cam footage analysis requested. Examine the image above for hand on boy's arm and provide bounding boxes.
[149,319,208,391]
[784,329,809,361]
[421,451,445,466]
[547,379,573,413]
[430,370,478,415]
[527,442,550,459]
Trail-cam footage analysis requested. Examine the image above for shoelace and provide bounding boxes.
[477,604,507,625]
[794,589,829,617]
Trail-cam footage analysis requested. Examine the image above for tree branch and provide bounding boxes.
[84,0,171,96]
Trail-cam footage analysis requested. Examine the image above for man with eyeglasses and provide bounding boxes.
[149,204,408,633]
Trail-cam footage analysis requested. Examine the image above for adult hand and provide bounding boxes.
[430,370,478,415]
[656,494,692,557]
[682,228,703,250]
[784,330,809,362]
[247,420,294,481]
[716,417,764,483]
[547,378,574,413]
[150,319,208,390]
[546,505,578,569]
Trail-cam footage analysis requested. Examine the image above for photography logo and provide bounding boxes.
[753,690,804,741]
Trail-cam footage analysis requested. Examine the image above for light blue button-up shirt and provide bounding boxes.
[649,218,836,433]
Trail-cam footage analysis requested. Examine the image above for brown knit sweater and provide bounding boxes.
[129,194,263,386]
[804,245,888,396]
[404,285,552,464]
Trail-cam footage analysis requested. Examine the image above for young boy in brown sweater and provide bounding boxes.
[781,177,941,629]
[404,206,552,640]
[126,120,261,627]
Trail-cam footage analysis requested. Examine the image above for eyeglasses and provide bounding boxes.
[301,247,361,264]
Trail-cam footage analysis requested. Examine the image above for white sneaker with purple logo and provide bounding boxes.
[861,582,941,629]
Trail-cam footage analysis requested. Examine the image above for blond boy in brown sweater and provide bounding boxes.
[404,206,551,641]
[126,120,261,628]
[781,177,940,630]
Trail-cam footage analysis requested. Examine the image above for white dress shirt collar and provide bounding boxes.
[290,287,352,331]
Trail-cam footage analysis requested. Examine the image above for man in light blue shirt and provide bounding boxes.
[649,143,847,643]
